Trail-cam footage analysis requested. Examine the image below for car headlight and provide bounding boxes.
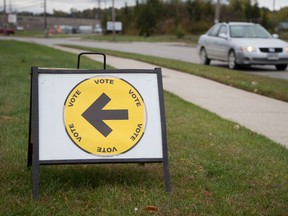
[284,47,288,53]
[240,46,257,52]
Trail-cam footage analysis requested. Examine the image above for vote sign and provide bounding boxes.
[29,67,171,199]
[30,67,167,162]
[64,76,146,156]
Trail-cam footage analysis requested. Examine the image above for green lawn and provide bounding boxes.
[0,40,287,215]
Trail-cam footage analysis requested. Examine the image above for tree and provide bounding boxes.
[252,2,260,21]
[53,10,69,18]
[244,0,253,20]
[136,0,163,36]
[187,0,202,22]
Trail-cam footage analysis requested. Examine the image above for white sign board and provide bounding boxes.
[107,21,122,31]
[8,14,17,23]
[32,68,166,162]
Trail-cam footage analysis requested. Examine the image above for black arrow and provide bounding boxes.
[82,93,128,137]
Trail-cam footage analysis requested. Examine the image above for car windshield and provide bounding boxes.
[230,24,272,38]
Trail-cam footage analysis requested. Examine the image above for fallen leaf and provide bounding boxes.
[1,115,17,121]
[204,191,213,196]
[144,205,160,212]
[234,124,240,129]
[251,81,258,86]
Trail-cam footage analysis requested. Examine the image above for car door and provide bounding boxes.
[204,24,221,59]
[213,25,229,61]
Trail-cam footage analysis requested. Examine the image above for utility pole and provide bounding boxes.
[3,0,7,31]
[44,0,47,37]
[214,0,221,23]
[272,0,276,25]
[97,0,100,19]
[3,0,6,13]
[112,0,115,42]
[96,0,101,30]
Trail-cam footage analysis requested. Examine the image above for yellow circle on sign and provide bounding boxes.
[64,76,146,156]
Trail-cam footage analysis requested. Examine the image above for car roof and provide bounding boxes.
[224,22,256,26]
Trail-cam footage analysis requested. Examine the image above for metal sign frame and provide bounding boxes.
[77,52,106,70]
[28,66,171,199]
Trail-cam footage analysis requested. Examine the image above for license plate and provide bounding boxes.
[267,53,279,60]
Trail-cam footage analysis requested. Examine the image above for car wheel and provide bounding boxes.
[199,48,210,65]
[228,50,239,70]
[275,64,287,71]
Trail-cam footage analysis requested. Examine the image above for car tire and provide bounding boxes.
[228,50,239,70]
[275,64,287,71]
[199,48,211,65]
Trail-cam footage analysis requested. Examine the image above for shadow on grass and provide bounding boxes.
[39,163,164,192]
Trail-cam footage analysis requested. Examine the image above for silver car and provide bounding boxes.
[198,22,288,70]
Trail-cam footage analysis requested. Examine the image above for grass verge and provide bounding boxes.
[0,40,287,215]
[81,34,199,44]
[61,44,288,103]
[13,31,200,44]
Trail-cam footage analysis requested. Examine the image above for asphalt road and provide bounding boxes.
[2,36,288,80]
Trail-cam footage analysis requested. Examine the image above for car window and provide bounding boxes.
[207,24,221,37]
[218,25,227,36]
[230,24,272,38]
[253,25,272,38]
[230,26,245,38]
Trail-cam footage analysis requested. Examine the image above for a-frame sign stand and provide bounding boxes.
[28,52,171,199]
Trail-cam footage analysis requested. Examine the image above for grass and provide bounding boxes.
[81,34,200,44]
[60,44,288,103]
[14,29,288,43]
[0,40,288,215]
[14,30,200,44]
[13,30,46,38]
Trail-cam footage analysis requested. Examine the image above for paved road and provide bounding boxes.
[2,36,288,79]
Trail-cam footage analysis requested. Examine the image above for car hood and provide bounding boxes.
[231,38,288,47]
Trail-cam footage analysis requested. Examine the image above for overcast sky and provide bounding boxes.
[1,0,288,14]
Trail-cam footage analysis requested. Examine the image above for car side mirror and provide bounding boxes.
[272,34,279,38]
[219,33,228,39]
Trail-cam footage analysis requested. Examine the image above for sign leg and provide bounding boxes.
[163,161,171,193]
[27,73,33,167]
[32,161,39,199]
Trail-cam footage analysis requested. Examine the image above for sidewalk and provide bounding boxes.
[55,45,288,148]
